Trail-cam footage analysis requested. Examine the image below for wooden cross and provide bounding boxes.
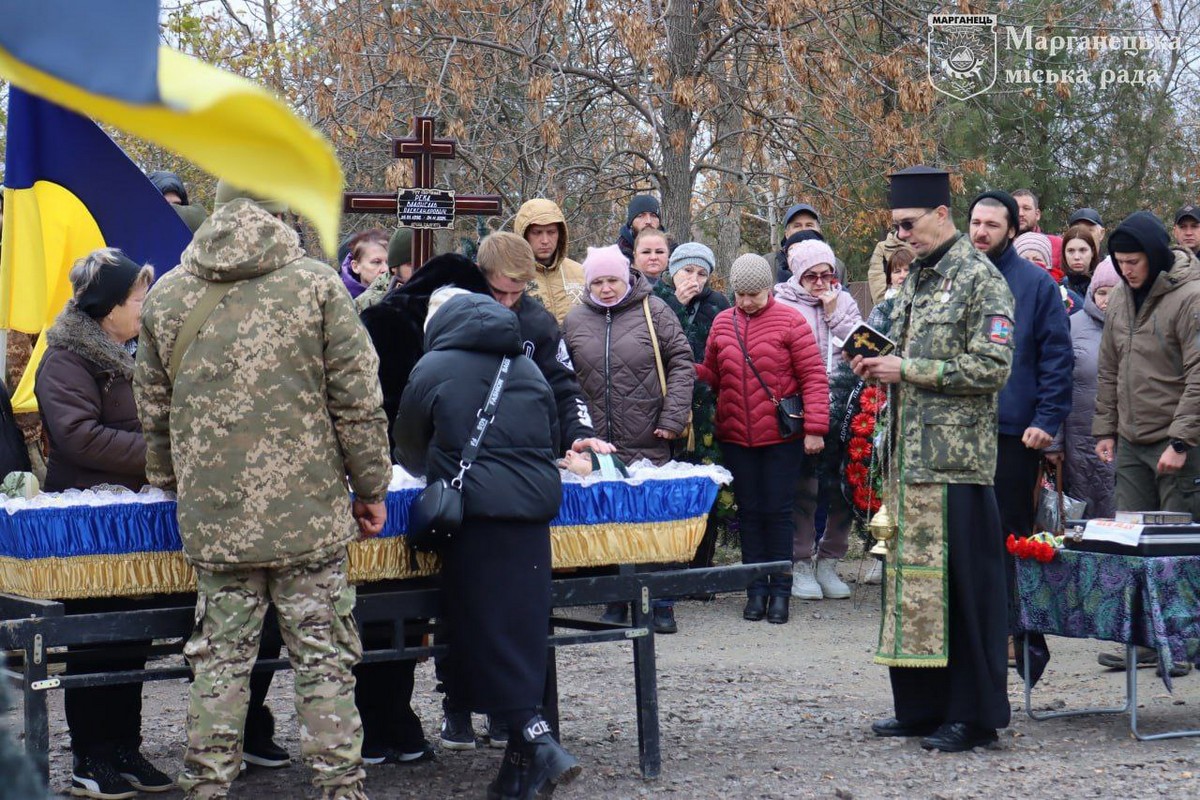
[342,116,502,269]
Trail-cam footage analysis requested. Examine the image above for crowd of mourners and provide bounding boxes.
[3,167,1200,800]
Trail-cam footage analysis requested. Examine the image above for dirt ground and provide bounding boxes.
[9,557,1200,799]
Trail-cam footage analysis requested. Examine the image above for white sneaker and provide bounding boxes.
[791,560,823,600]
[815,559,851,599]
[864,559,883,585]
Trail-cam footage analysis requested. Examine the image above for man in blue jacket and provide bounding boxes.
[968,190,1073,623]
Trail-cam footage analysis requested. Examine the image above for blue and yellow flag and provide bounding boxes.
[0,88,194,413]
[0,0,344,256]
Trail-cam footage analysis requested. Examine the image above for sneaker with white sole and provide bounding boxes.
[863,559,883,585]
[440,711,477,750]
[791,560,823,600]
[111,745,173,792]
[815,558,851,599]
[70,755,137,800]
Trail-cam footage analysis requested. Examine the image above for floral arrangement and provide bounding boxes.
[1006,532,1062,563]
[842,384,887,519]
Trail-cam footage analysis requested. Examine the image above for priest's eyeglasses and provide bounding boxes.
[891,209,933,233]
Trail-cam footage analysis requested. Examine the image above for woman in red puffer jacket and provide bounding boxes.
[697,254,829,625]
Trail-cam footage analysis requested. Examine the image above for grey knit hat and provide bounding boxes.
[729,253,774,294]
[668,242,715,278]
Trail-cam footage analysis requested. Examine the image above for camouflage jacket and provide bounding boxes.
[890,232,1014,485]
[134,199,392,570]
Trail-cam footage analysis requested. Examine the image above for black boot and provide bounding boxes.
[514,716,581,799]
[486,742,526,800]
[743,595,767,621]
[767,596,789,624]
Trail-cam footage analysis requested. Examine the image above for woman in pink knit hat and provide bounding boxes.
[562,244,695,633]
[773,239,863,601]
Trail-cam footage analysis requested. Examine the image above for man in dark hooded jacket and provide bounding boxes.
[616,194,665,260]
[147,170,207,233]
[1094,211,1200,516]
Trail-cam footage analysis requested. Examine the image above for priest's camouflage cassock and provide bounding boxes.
[134,197,391,799]
[876,233,1013,666]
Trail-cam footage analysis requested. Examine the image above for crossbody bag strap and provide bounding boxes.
[168,281,243,382]
[452,355,512,488]
[643,296,667,398]
[733,309,779,406]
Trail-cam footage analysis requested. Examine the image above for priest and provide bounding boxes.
[850,166,1015,752]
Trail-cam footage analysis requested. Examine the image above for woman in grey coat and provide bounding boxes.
[1063,257,1120,518]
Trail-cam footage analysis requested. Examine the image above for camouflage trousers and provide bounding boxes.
[177,548,367,800]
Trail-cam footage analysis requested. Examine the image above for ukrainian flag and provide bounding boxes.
[0,88,194,413]
[0,0,344,257]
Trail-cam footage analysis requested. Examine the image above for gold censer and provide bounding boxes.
[867,503,897,557]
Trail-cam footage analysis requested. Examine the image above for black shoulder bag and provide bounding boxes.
[733,310,805,439]
[407,356,512,552]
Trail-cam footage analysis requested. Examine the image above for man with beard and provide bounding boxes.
[852,167,1013,752]
[1013,189,1063,273]
[967,191,1072,652]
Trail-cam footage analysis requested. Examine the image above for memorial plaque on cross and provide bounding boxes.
[343,116,502,269]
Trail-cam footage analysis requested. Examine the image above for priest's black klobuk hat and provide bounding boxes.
[887,166,951,210]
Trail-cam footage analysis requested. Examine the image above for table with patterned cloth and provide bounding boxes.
[1016,548,1200,740]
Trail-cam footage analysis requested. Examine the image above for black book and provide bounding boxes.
[840,322,897,360]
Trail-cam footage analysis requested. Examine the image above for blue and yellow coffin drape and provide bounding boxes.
[0,470,726,600]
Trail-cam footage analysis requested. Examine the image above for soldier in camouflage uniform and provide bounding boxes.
[851,167,1014,754]
[134,187,392,800]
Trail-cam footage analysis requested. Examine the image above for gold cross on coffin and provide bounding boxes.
[342,116,502,269]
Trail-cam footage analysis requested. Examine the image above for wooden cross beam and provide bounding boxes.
[343,116,502,270]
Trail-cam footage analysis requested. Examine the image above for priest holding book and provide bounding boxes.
[850,166,1015,753]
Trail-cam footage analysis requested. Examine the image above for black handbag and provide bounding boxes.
[734,309,805,439]
[407,356,512,552]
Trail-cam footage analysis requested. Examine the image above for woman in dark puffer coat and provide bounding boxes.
[563,244,694,632]
[697,254,829,625]
[396,292,579,799]
[562,245,694,466]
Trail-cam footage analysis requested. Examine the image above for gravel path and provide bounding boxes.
[11,558,1200,798]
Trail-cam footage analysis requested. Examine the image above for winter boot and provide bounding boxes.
[791,560,823,600]
[514,716,581,799]
[486,741,526,800]
[815,558,851,599]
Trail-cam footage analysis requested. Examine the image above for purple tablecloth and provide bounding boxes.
[1016,549,1200,690]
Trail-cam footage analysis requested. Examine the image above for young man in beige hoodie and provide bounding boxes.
[514,198,585,323]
